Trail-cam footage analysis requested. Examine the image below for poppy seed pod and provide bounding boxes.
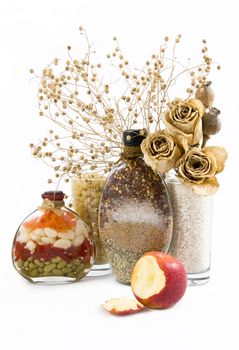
[202,107,221,147]
[195,81,215,108]
[202,107,221,136]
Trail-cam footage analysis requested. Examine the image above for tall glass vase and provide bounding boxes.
[167,174,213,286]
[72,175,111,276]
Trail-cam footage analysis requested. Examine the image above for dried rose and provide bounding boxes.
[163,98,205,148]
[141,130,184,173]
[195,81,215,108]
[175,146,227,195]
[204,146,227,173]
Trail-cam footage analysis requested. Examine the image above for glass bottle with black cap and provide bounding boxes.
[99,129,173,284]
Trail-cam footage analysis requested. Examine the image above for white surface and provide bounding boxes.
[0,1,238,349]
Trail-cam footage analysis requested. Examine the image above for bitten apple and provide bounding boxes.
[101,297,145,315]
[131,252,187,309]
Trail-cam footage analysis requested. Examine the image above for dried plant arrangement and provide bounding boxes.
[30,27,223,191]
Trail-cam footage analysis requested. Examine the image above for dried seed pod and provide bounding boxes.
[195,81,215,108]
[202,107,221,147]
[202,107,221,136]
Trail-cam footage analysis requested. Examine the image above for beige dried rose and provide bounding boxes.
[163,98,205,148]
[175,146,228,195]
[141,130,184,173]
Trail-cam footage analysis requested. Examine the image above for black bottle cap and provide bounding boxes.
[41,191,65,201]
[123,129,147,146]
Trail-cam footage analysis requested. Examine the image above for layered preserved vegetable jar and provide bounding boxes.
[12,191,95,284]
[99,129,173,284]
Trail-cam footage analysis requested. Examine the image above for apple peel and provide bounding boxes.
[101,297,145,316]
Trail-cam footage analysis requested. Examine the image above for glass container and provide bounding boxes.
[72,174,110,276]
[99,130,173,284]
[167,174,213,286]
[12,191,95,284]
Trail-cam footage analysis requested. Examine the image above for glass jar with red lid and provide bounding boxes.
[12,191,95,284]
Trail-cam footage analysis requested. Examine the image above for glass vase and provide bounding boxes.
[99,130,173,284]
[72,175,111,276]
[12,191,95,284]
[167,174,213,286]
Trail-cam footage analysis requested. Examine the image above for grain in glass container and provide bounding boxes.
[72,174,110,276]
[99,130,173,284]
[167,174,213,286]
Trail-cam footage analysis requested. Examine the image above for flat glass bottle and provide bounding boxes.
[99,129,173,284]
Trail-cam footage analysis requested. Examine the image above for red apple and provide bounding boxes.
[101,297,145,315]
[131,252,187,309]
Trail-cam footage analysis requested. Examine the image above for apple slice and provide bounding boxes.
[101,297,145,316]
[131,252,187,309]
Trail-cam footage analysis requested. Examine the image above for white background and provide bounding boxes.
[0,1,238,349]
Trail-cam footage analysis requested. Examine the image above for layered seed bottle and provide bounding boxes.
[12,191,95,284]
[99,129,173,284]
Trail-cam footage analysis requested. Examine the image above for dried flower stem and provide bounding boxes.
[30,31,219,183]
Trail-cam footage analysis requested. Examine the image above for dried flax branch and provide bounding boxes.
[30,28,219,183]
